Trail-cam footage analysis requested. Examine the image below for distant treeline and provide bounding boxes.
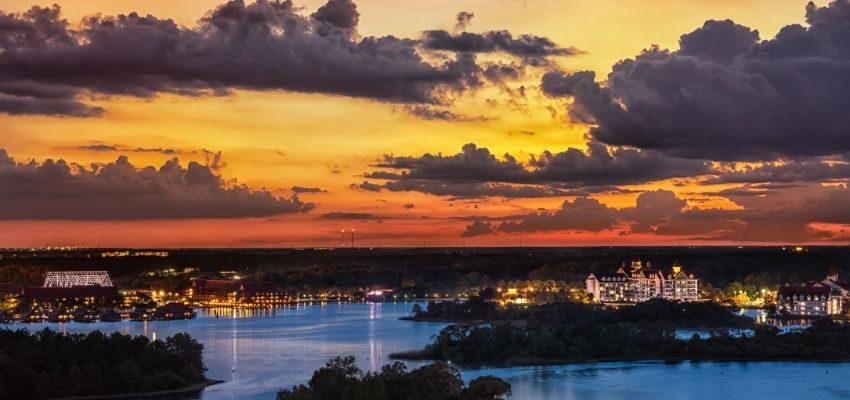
[400,300,850,365]
[1,247,848,291]
[0,329,207,399]
[412,297,753,328]
[276,356,510,400]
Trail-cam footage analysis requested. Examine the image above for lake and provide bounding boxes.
[22,303,850,399]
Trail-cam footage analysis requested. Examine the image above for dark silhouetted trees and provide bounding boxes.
[0,329,206,399]
[276,356,510,400]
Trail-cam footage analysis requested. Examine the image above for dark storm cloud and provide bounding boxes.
[0,148,312,220]
[705,160,850,184]
[0,1,493,116]
[421,29,578,60]
[529,140,711,187]
[499,197,619,233]
[465,185,850,242]
[0,1,581,117]
[542,1,850,160]
[482,62,526,82]
[380,179,579,199]
[360,142,709,198]
[312,0,359,30]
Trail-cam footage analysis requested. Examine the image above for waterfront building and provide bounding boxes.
[237,281,288,306]
[43,271,113,288]
[22,286,121,304]
[585,258,699,303]
[188,279,289,307]
[776,285,841,316]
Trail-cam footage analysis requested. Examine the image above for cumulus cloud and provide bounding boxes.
[499,197,619,233]
[360,142,709,198]
[542,1,850,160]
[463,185,850,242]
[381,179,579,199]
[0,149,312,219]
[0,1,576,117]
[461,220,494,237]
[705,160,850,184]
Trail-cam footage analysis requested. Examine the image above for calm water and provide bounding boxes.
[21,303,850,400]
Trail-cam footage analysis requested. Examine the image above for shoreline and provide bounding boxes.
[46,379,224,400]
[389,350,850,367]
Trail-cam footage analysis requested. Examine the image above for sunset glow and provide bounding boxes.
[2,0,849,247]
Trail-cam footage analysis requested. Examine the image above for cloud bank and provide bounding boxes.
[0,149,312,219]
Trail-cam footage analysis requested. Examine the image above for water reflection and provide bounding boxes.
[19,303,850,400]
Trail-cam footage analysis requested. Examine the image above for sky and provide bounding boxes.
[1,0,849,247]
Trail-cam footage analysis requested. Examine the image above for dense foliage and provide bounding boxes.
[0,329,206,399]
[415,298,753,328]
[2,247,848,295]
[277,356,510,400]
[411,314,850,364]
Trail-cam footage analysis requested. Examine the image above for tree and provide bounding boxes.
[463,376,512,400]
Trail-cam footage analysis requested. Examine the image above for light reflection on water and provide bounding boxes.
[20,303,850,400]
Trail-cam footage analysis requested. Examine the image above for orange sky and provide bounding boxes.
[1,0,848,247]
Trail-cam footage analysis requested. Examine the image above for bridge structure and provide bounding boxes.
[43,271,114,288]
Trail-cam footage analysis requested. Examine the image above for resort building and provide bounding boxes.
[776,285,842,316]
[187,279,288,307]
[776,274,848,317]
[585,258,699,303]
[22,271,120,305]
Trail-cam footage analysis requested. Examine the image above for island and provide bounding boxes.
[394,297,850,365]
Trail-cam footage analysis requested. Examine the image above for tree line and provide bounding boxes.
[0,329,207,399]
[404,303,850,365]
[413,297,753,328]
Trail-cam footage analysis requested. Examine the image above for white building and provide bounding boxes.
[586,258,699,303]
[776,285,841,316]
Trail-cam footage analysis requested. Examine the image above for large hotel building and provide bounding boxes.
[585,258,700,303]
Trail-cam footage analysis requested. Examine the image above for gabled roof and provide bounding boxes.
[239,281,280,293]
[777,285,833,298]
[822,278,850,292]
[192,279,237,292]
